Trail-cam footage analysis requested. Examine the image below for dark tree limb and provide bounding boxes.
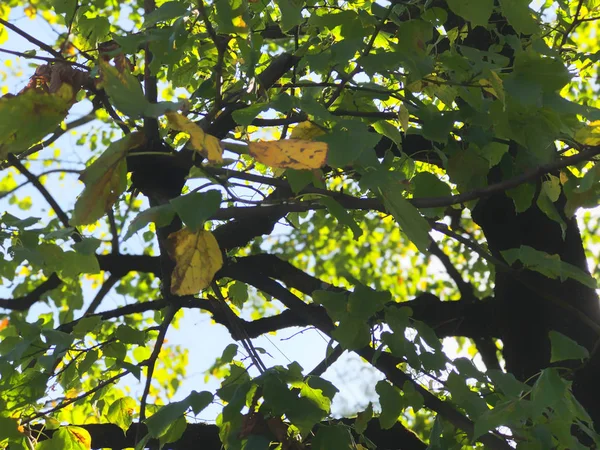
[84,274,121,316]
[428,241,474,301]
[29,419,427,450]
[0,273,62,311]
[221,254,501,339]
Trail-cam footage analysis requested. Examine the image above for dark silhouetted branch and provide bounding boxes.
[0,274,62,311]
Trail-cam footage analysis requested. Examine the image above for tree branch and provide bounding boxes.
[0,274,62,311]
[0,18,63,59]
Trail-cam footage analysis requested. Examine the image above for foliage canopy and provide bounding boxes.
[1,0,600,449]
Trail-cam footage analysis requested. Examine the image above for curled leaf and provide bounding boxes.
[248,139,328,170]
[167,227,223,295]
[166,111,223,163]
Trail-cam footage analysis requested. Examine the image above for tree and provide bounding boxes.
[1,0,600,448]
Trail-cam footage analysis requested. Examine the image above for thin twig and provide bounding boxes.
[138,304,178,441]
[0,47,88,69]
[307,344,344,377]
[6,154,82,242]
[23,369,130,424]
[84,274,120,316]
[0,112,96,166]
[107,208,120,254]
[0,18,63,59]
[429,240,474,300]
[211,283,268,373]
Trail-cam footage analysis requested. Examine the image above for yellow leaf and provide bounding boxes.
[290,121,326,140]
[0,84,75,160]
[65,426,92,449]
[575,120,600,146]
[399,103,409,132]
[166,111,223,163]
[167,228,223,295]
[248,139,328,170]
[560,171,568,185]
[72,132,144,225]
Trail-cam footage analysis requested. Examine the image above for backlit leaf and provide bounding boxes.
[380,189,431,253]
[574,120,600,146]
[107,397,136,432]
[549,331,589,363]
[0,84,75,160]
[248,139,328,170]
[72,133,144,225]
[170,190,222,232]
[290,121,326,140]
[446,0,493,28]
[124,204,176,240]
[166,112,223,163]
[376,381,403,429]
[167,227,224,295]
[99,60,150,119]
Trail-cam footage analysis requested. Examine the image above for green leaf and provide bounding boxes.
[277,0,304,32]
[446,372,488,417]
[332,317,370,350]
[2,213,39,229]
[159,416,187,445]
[143,1,188,28]
[242,435,271,450]
[320,197,363,239]
[228,281,249,308]
[124,204,176,240]
[312,425,353,450]
[73,237,101,255]
[347,284,390,319]
[232,103,269,126]
[72,316,102,338]
[313,290,348,322]
[501,245,597,288]
[219,344,239,365]
[507,182,535,213]
[115,325,147,345]
[286,397,328,434]
[107,397,136,432]
[411,172,452,218]
[285,169,314,194]
[531,368,568,410]
[78,349,99,375]
[262,374,297,415]
[473,400,516,441]
[0,417,22,440]
[549,331,590,363]
[145,399,190,438]
[375,381,403,429]
[319,123,381,168]
[446,0,493,28]
[498,0,539,34]
[100,61,150,119]
[52,0,77,17]
[170,190,222,231]
[189,391,214,415]
[380,188,431,254]
[354,403,373,435]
